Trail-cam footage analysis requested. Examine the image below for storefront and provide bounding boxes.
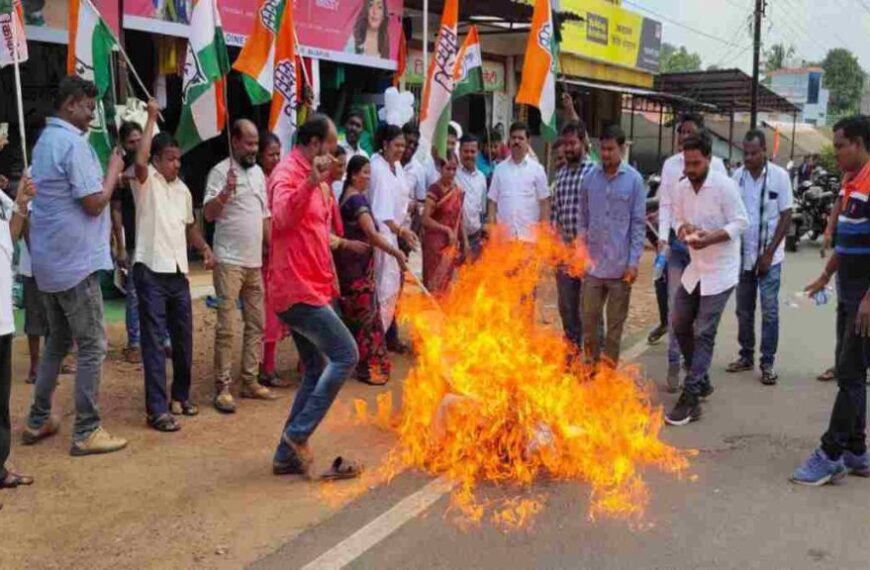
[0,0,405,199]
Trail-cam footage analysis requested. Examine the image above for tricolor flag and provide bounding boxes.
[452,25,484,100]
[0,0,28,67]
[177,0,231,153]
[419,0,458,159]
[267,0,298,154]
[516,0,558,141]
[233,0,284,106]
[67,0,117,170]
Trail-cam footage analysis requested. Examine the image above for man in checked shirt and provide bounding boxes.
[551,121,596,354]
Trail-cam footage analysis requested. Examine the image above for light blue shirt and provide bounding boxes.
[578,163,646,280]
[31,118,112,293]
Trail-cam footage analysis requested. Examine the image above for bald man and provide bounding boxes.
[205,119,277,413]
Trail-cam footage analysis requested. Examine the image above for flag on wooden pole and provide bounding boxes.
[68,0,117,169]
[452,25,484,100]
[517,0,558,141]
[419,0,458,159]
[176,0,231,153]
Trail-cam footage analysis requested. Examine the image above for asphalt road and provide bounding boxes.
[253,242,866,570]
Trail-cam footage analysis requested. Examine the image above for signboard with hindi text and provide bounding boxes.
[560,0,661,73]
[403,49,505,92]
[123,0,404,70]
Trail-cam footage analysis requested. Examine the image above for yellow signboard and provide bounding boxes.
[559,0,661,73]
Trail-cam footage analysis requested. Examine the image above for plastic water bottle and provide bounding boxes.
[812,288,830,306]
[653,253,667,282]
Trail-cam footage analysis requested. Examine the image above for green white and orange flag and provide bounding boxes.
[452,25,484,100]
[419,0,458,159]
[0,0,28,67]
[517,0,558,141]
[267,0,298,154]
[233,0,284,106]
[67,0,117,170]
[177,0,231,153]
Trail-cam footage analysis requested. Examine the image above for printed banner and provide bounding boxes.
[21,0,119,41]
[124,0,404,70]
[403,49,505,93]
[560,0,661,73]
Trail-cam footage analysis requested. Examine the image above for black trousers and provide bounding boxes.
[0,334,14,480]
[821,277,870,459]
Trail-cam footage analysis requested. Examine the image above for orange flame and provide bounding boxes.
[354,225,690,528]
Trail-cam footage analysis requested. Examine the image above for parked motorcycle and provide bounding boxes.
[786,168,839,252]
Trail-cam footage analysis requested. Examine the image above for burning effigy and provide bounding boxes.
[354,225,691,528]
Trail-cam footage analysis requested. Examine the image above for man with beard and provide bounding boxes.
[551,121,596,354]
[655,113,728,392]
[340,109,369,159]
[205,119,277,414]
[401,122,427,236]
[665,131,748,426]
[269,114,362,480]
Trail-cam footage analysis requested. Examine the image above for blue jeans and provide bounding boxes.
[666,247,691,366]
[133,264,193,416]
[274,303,358,461]
[672,284,733,396]
[736,264,782,368]
[27,274,106,441]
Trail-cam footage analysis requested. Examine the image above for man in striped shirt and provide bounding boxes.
[793,116,870,486]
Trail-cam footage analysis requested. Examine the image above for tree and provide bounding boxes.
[659,43,702,73]
[764,43,796,73]
[822,48,866,116]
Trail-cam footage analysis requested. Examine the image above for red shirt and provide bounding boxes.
[268,148,341,312]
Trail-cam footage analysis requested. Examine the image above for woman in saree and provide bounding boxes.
[335,156,407,384]
[422,156,467,294]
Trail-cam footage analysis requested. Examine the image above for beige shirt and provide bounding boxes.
[132,165,195,274]
[204,158,270,268]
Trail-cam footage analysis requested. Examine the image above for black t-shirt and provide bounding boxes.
[112,183,137,253]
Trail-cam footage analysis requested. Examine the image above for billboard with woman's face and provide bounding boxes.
[123,0,404,70]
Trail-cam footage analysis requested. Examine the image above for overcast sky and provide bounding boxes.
[622,0,870,72]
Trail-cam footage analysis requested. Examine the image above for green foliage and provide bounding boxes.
[764,43,796,73]
[818,144,840,176]
[660,43,703,73]
[822,48,866,116]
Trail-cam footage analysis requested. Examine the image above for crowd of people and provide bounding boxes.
[0,74,868,493]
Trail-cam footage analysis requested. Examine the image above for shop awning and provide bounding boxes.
[559,77,716,111]
[655,69,800,114]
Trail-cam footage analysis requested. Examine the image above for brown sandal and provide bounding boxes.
[319,457,363,481]
[0,471,34,489]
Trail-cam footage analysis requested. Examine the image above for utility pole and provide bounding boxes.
[750,0,766,129]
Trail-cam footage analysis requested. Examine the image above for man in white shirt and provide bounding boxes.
[204,119,277,414]
[455,134,488,260]
[726,130,793,385]
[656,113,728,392]
[487,122,551,242]
[401,123,428,235]
[133,100,215,433]
[1,176,36,492]
[665,131,748,427]
[339,109,369,158]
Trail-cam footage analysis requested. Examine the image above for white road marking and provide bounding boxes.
[300,335,658,569]
[299,477,456,570]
